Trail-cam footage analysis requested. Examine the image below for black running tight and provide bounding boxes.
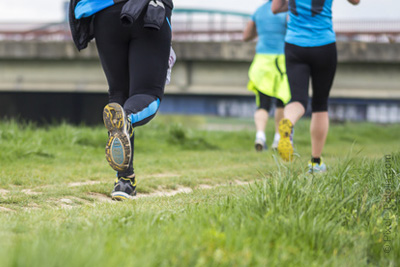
[285,42,337,112]
[94,3,172,177]
[257,90,284,112]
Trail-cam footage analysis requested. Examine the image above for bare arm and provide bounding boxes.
[243,21,257,42]
[348,0,360,5]
[272,0,289,14]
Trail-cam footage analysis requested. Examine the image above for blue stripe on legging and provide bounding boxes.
[128,98,160,125]
[166,17,172,30]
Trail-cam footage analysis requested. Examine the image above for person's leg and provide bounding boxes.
[310,112,329,158]
[274,107,284,133]
[117,94,159,178]
[283,43,310,125]
[94,3,130,106]
[255,108,268,134]
[278,43,310,161]
[284,102,305,125]
[93,4,139,200]
[309,43,337,163]
[254,90,272,151]
[271,99,284,149]
[117,7,172,178]
[124,6,171,117]
[94,4,135,178]
[255,108,268,147]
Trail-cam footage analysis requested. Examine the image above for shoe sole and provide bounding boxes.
[308,166,327,174]
[277,119,294,162]
[111,191,135,201]
[308,169,327,174]
[103,103,131,172]
[255,143,264,152]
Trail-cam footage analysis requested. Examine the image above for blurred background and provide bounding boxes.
[0,0,399,124]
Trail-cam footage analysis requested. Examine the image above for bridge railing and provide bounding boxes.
[334,20,400,43]
[0,8,399,43]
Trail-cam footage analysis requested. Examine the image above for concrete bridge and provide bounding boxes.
[0,41,399,123]
[1,40,399,97]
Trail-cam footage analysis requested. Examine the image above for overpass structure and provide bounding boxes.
[0,6,399,124]
[0,40,399,95]
[0,40,399,123]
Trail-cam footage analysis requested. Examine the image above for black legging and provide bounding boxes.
[285,42,337,112]
[94,3,172,177]
[257,90,284,111]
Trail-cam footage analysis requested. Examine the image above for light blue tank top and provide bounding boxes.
[251,1,287,55]
[75,0,115,19]
[285,0,336,47]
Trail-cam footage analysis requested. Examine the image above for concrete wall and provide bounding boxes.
[0,41,399,99]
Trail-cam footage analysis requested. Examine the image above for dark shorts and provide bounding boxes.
[257,90,284,111]
[285,42,337,112]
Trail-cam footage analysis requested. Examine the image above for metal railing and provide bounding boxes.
[334,20,400,43]
[0,23,70,41]
[0,10,399,43]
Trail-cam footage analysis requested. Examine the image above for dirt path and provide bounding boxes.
[0,180,253,211]
[73,180,252,203]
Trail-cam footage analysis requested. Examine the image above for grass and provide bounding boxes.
[0,115,399,266]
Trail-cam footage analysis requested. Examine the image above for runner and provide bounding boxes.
[271,0,360,173]
[243,0,290,151]
[70,0,174,199]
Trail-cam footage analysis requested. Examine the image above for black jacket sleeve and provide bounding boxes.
[69,0,95,51]
[120,0,150,26]
[120,0,173,28]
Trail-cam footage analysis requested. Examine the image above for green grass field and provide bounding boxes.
[0,116,399,266]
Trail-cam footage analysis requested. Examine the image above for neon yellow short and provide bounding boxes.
[247,54,291,105]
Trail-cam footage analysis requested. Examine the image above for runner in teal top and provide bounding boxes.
[272,0,360,173]
[251,1,287,54]
[243,0,290,152]
[285,0,335,47]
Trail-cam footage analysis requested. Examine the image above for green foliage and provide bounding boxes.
[0,117,399,266]
[167,123,218,150]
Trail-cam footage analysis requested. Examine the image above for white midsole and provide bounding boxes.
[111,191,133,199]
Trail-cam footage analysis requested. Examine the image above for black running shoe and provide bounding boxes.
[111,177,137,201]
[103,103,132,172]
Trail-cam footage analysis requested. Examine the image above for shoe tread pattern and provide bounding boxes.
[103,103,131,171]
[277,119,294,162]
